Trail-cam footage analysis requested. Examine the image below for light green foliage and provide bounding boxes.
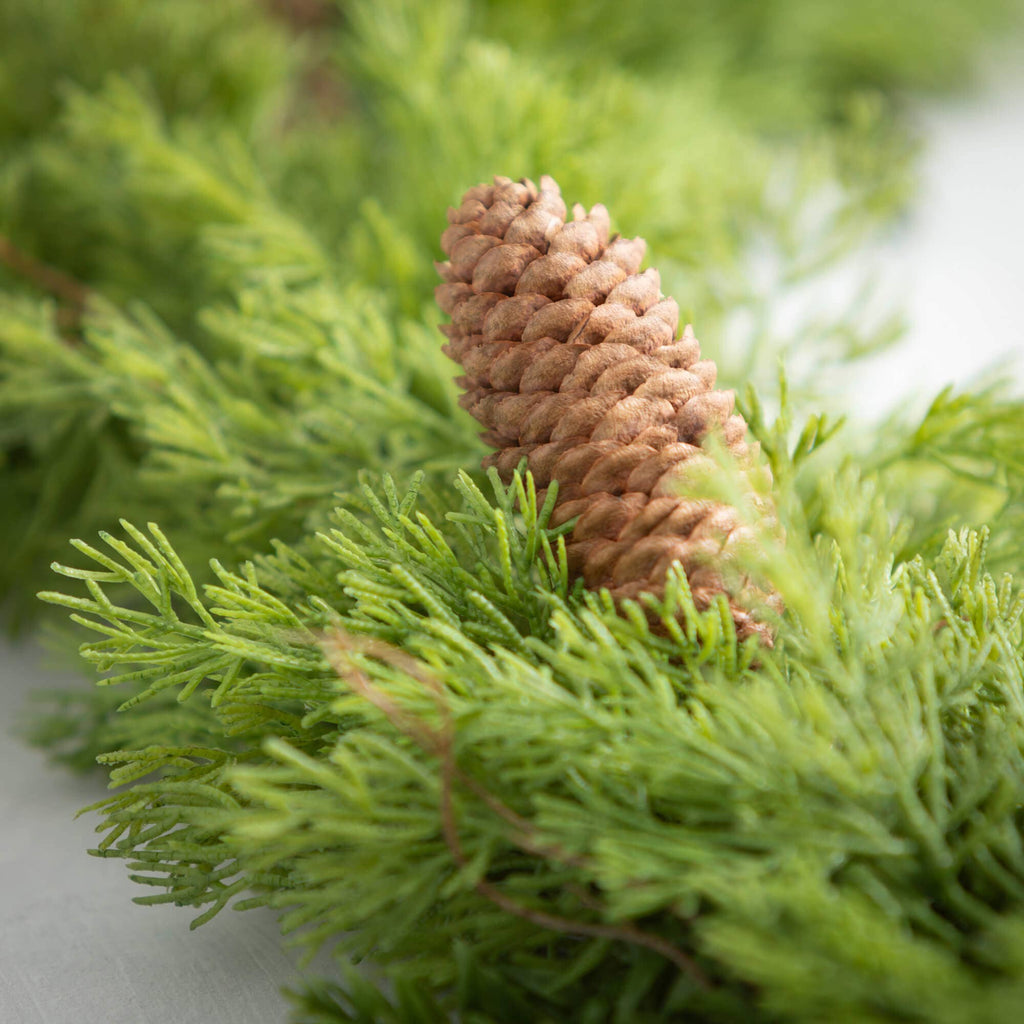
[36,465,1024,1021]
[3,0,1024,1021]
[870,386,1024,577]
[0,278,476,611]
[480,0,1014,108]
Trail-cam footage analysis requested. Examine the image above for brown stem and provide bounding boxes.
[432,689,712,990]
[264,0,339,32]
[0,234,90,311]
[320,629,713,992]
[322,633,587,865]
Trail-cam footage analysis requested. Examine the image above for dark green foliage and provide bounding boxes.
[4,0,1024,1021]
[0,0,292,144]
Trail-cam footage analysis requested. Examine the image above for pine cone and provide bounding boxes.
[436,175,780,643]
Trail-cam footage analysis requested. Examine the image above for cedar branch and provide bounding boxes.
[320,630,713,991]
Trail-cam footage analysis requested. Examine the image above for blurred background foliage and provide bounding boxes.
[1,0,1020,622]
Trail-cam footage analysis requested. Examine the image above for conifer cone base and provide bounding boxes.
[436,175,780,644]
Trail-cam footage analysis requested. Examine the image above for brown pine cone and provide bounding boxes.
[436,175,780,644]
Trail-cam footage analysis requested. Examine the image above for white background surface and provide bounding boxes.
[2,68,1023,1024]
[851,61,1024,415]
[0,645,313,1023]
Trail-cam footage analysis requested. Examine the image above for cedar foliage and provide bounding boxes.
[3,1,1024,1021]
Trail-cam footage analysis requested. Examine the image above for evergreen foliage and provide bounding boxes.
[3,0,1024,1020]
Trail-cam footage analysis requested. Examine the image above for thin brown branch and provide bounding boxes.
[320,629,713,991]
[433,687,713,991]
[264,0,339,33]
[470,873,712,986]
[0,234,90,311]
[322,632,588,863]
[262,0,349,132]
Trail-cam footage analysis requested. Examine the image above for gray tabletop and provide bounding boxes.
[2,64,1022,1024]
[0,641,313,1024]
